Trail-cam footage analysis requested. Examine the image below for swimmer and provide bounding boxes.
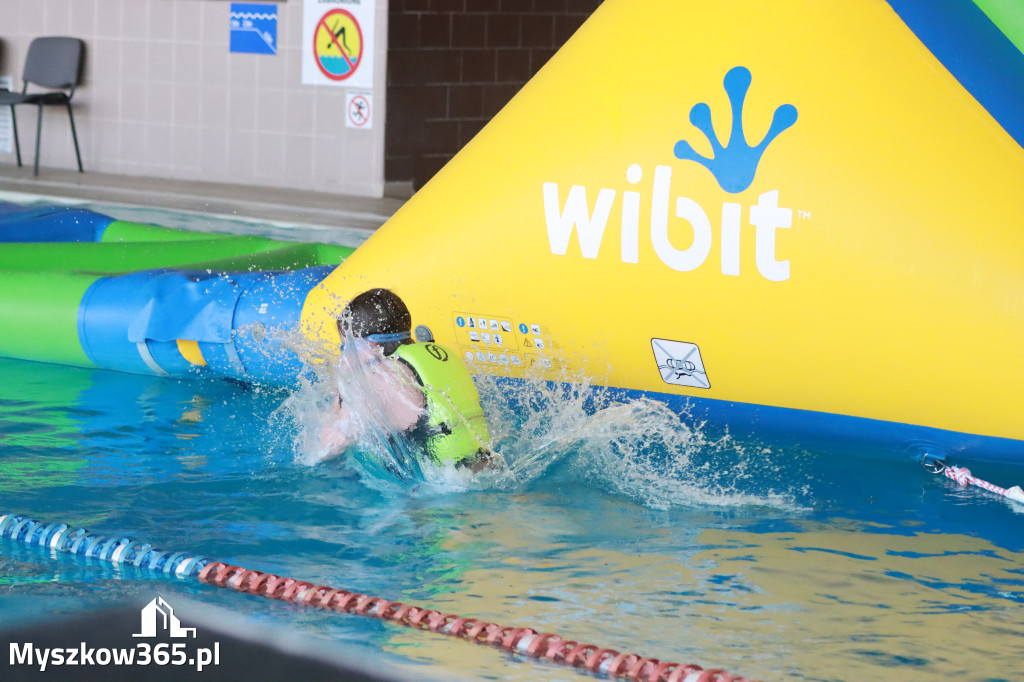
[318,288,497,471]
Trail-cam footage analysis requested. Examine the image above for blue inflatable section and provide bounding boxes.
[78,266,334,384]
[888,0,1024,147]
[0,202,112,242]
[491,380,1024,467]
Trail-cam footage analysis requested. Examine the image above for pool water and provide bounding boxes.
[2,354,1023,682]
[1,204,1023,681]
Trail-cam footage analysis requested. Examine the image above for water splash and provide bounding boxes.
[271,321,797,509]
[475,367,797,511]
[268,320,504,495]
[275,347,418,478]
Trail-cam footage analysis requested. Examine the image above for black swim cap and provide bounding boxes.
[340,288,412,339]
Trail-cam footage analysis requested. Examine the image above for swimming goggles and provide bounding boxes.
[363,331,412,344]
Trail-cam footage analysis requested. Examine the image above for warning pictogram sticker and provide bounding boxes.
[651,338,711,389]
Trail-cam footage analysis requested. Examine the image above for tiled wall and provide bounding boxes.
[0,0,389,197]
[386,0,602,190]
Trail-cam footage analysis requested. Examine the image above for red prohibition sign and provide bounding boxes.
[313,8,364,81]
[348,95,370,126]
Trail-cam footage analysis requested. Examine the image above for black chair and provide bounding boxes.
[0,36,84,176]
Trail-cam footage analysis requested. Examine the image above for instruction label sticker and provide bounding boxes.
[651,338,710,389]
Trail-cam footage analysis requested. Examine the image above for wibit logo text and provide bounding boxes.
[542,66,798,282]
[543,165,794,281]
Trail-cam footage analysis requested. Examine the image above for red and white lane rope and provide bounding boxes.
[942,465,1024,503]
[198,561,757,682]
[0,512,759,682]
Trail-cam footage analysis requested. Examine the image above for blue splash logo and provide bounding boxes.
[673,66,797,193]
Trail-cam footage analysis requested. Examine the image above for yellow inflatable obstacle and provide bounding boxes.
[303,0,1024,462]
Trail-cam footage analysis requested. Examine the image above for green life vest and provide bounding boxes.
[391,342,491,464]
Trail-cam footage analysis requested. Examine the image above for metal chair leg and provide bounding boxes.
[33,103,43,176]
[10,105,21,167]
[66,102,83,172]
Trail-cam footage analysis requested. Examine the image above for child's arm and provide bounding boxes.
[379,359,428,431]
[317,398,361,461]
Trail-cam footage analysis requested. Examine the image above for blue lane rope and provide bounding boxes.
[0,511,760,681]
[0,512,209,577]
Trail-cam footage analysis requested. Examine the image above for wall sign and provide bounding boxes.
[302,0,375,88]
[230,3,278,55]
[346,90,372,128]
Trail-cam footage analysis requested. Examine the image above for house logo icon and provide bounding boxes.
[133,596,197,638]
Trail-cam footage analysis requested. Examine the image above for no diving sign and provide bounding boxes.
[302,0,376,88]
[346,90,372,129]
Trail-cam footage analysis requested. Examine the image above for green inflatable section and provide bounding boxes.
[0,270,95,366]
[0,239,352,274]
[972,0,1024,53]
[0,221,356,369]
[100,220,230,243]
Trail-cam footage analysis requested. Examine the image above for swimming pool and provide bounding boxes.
[1,203,1022,682]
